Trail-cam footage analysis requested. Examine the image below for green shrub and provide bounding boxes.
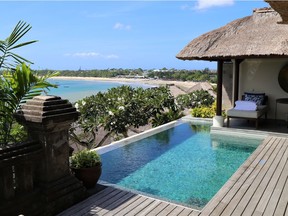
[70,150,101,169]
[189,90,214,108]
[176,89,214,110]
[191,102,227,118]
[191,106,215,118]
[175,94,191,110]
[191,102,216,118]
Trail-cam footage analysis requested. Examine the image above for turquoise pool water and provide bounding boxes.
[100,122,261,209]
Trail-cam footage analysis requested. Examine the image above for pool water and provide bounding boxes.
[100,122,261,209]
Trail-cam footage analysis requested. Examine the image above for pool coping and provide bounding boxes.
[91,116,286,212]
[94,117,212,155]
[94,115,274,156]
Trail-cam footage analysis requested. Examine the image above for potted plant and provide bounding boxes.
[70,149,102,188]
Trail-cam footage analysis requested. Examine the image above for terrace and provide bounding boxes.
[58,135,288,216]
[0,95,287,216]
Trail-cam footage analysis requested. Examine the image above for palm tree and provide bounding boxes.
[0,21,58,145]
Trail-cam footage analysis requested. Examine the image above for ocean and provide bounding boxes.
[46,78,155,103]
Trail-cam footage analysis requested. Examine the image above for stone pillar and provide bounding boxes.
[15,96,86,216]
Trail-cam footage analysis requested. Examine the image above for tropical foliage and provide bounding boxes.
[176,89,215,110]
[70,149,101,169]
[70,86,183,149]
[0,21,58,146]
[191,102,217,118]
[0,64,58,145]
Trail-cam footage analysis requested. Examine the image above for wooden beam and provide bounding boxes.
[216,60,223,116]
[233,59,243,105]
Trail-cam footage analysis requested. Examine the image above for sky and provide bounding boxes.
[0,0,268,71]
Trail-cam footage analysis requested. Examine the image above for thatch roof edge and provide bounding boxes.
[176,8,288,61]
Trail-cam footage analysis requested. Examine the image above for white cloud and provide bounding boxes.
[72,52,100,57]
[65,52,119,59]
[105,54,119,59]
[195,0,234,10]
[113,22,131,30]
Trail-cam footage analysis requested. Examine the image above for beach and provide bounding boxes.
[51,76,213,147]
[51,76,212,97]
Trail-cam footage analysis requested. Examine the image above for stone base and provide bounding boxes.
[41,175,87,216]
[213,116,224,127]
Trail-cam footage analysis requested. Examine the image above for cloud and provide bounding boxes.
[194,0,234,10]
[65,52,119,59]
[113,22,131,30]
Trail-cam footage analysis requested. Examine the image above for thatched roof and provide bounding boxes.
[265,1,288,24]
[176,8,288,61]
[186,82,215,97]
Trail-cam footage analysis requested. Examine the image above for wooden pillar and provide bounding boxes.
[216,60,223,116]
[233,59,242,105]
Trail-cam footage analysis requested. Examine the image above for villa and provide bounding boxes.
[1,2,288,216]
[59,4,288,215]
[177,5,288,129]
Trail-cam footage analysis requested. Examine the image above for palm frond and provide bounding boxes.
[0,21,38,69]
[9,41,38,51]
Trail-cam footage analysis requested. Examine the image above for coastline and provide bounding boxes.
[51,76,201,92]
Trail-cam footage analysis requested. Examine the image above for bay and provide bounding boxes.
[46,78,155,103]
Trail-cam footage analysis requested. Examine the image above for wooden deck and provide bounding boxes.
[57,186,200,216]
[58,136,288,216]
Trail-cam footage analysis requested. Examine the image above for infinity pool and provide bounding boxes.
[99,122,262,209]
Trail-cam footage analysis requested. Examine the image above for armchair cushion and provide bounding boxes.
[244,92,266,106]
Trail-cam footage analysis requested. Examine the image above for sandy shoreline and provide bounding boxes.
[51,76,201,92]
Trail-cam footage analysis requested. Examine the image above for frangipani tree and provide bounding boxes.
[70,86,183,149]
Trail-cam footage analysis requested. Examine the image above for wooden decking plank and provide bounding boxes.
[114,195,148,215]
[155,203,176,215]
[263,152,288,216]
[75,188,124,216]
[145,201,169,215]
[202,136,274,216]
[86,189,132,215]
[254,141,288,215]
[135,199,162,215]
[167,206,184,215]
[125,198,155,216]
[95,191,136,215]
[189,210,201,216]
[57,187,116,216]
[222,137,282,215]
[176,207,195,216]
[103,194,142,216]
[240,138,287,215]
[273,166,288,216]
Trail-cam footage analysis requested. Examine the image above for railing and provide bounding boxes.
[0,96,86,216]
[0,141,43,215]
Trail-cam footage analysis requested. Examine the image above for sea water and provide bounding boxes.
[46,78,155,102]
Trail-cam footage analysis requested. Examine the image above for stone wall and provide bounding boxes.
[0,96,87,216]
